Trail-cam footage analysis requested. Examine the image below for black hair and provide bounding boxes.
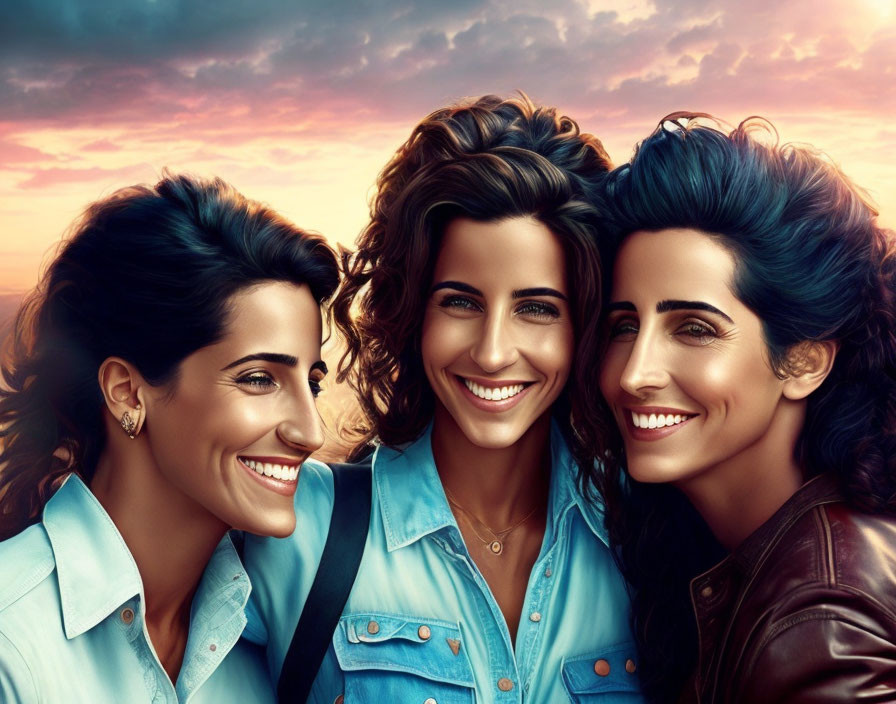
[597,114,896,701]
[0,173,339,539]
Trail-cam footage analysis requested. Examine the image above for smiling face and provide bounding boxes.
[598,228,793,492]
[421,216,574,450]
[142,281,326,538]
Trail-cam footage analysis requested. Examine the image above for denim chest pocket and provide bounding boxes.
[562,642,643,703]
[334,613,475,703]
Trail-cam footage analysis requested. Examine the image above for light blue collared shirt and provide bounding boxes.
[0,474,275,703]
[244,423,644,703]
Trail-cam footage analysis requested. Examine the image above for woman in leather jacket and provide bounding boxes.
[594,114,896,703]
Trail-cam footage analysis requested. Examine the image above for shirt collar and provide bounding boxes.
[44,475,250,642]
[375,420,609,551]
[547,421,610,547]
[375,425,457,551]
[43,474,144,640]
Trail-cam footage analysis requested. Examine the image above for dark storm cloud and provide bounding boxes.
[1,0,894,131]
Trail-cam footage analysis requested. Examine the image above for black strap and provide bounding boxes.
[277,459,373,703]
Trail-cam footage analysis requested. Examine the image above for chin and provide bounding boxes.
[625,455,690,485]
[236,515,297,539]
[454,419,527,450]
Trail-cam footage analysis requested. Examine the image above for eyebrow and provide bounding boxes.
[221,352,298,371]
[431,281,568,301]
[657,300,734,323]
[431,281,482,296]
[605,299,734,323]
[512,287,568,301]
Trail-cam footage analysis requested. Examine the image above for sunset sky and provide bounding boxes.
[2,0,895,294]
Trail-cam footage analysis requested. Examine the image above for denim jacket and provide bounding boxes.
[0,474,275,703]
[244,422,644,703]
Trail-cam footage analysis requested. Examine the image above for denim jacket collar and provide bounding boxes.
[43,474,144,640]
[375,420,609,552]
[43,473,249,642]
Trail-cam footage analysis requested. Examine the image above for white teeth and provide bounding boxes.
[240,458,299,482]
[463,379,526,401]
[631,412,692,429]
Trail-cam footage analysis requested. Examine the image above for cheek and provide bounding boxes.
[421,312,471,367]
[676,347,776,416]
[526,324,575,378]
[152,393,261,471]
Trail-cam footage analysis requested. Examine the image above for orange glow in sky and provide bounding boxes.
[2,0,895,293]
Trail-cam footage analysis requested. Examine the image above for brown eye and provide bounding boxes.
[676,320,717,343]
[437,294,482,311]
[607,318,638,339]
[516,301,560,319]
[236,371,277,389]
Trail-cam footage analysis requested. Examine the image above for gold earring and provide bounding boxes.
[120,411,137,439]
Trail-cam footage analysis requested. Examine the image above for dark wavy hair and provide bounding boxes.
[0,173,339,540]
[333,94,614,472]
[596,114,896,702]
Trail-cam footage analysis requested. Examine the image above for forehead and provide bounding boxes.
[215,281,321,357]
[434,216,568,289]
[612,228,737,302]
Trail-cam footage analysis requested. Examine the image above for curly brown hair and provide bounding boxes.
[333,94,614,477]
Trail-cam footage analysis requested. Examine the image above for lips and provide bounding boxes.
[237,455,304,496]
[624,407,698,441]
[454,375,535,412]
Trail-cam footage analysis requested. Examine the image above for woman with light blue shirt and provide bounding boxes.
[243,96,645,702]
[0,173,339,702]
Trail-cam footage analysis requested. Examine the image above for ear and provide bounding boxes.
[98,357,147,439]
[782,340,838,401]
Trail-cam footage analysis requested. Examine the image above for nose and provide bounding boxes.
[618,328,670,398]
[276,388,325,454]
[469,309,519,373]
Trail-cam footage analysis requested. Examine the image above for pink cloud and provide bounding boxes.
[17,164,153,189]
[81,138,121,152]
[0,139,58,164]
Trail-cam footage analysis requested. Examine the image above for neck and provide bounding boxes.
[90,440,227,631]
[676,400,807,551]
[431,403,551,525]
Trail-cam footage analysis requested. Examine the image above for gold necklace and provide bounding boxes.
[443,487,541,556]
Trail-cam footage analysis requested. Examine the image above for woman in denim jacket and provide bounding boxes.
[0,174,339,702]
[243,95,644,703]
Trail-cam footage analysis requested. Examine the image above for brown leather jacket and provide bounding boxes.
[680,473,896,703]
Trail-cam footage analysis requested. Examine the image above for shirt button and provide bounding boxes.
[497,677,514,691]
[700,585,714,599]
[367,620,380,635]
[209,644,217,652]
[120,607,135,624]
[594,659,611,676]
[544,567,552,577]
[626,658,637,673]
[418,625,431,640]
[529,612,542,622]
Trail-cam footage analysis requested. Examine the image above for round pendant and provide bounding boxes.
[489,540,503,555]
